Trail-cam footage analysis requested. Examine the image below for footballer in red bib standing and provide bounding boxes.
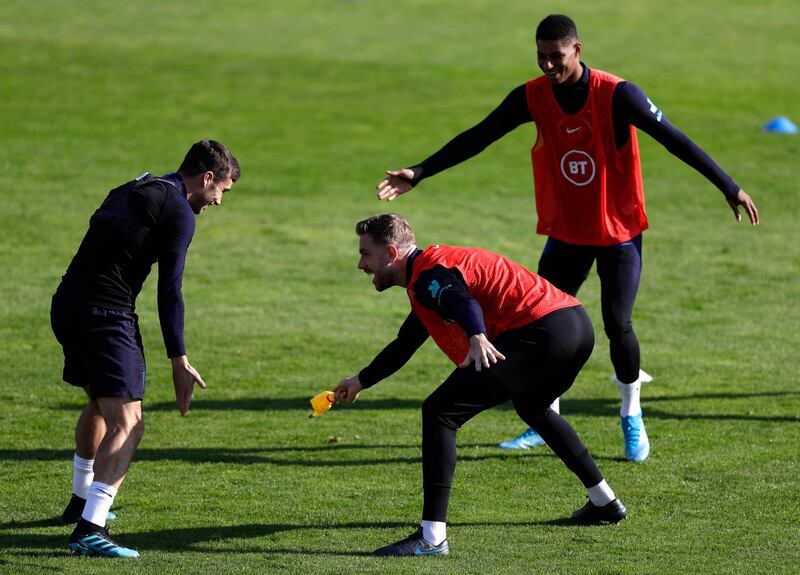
[375,14,759,462]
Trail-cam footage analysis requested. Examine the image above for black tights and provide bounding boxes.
[538,235,643,384]
[420,306,604,522]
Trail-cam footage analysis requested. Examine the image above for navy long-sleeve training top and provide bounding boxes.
[57,172,195,357]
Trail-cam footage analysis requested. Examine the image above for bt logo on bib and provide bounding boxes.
[560,150,596,186]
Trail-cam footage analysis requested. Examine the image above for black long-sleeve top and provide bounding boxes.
[411,64,739,199]
[57,172,195,357]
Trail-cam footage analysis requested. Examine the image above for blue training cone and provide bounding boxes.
[763,116,798,134]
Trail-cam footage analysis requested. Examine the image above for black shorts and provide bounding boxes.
[50,294,146,400]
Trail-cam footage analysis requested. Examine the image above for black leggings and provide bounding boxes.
[538,235,643,384]
[421,305,604,522]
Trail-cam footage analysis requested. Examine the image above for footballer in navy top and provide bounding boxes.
[56,172,195,358]
[53,141,239,560]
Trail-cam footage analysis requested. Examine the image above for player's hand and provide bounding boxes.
[376,168,419,201]
[170,355,206,416]
[727,189,759,225]
[458,333,506,372]
[334,375,363,403]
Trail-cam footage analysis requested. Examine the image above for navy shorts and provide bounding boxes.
[50,294,146,400]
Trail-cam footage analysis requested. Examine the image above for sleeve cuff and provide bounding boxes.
[358,367,378,389]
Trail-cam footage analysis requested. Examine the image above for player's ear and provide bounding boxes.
[387,243,399,262]
[574,41,582,59]
[202,170,214,187]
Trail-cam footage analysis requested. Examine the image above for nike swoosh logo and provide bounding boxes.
[415,546,442,555]
[566,127,582,134]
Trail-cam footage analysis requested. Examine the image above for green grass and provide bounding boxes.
[1,1,799,573]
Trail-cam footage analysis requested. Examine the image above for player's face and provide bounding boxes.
[189,172,234,215]
[537,38,582,85]
[358,234,394,292]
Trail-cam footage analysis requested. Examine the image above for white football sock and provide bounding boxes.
[421,520,447,546]
[587,480,615,507]
[617,376,642,417]
[72,454,94,499]
[82,481,117,527]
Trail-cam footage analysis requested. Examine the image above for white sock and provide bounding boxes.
[421,520,447,546]
[617,376,642,417]
[72,454,94,499]
[82,481,117,527]
[587,480,615,507]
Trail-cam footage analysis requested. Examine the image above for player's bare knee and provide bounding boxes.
[110,415,144,446]
[100,400,142,434]
[124,407,144,440]
[127,413,144,440]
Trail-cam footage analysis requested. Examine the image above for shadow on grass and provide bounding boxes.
[50,389,799,422]
[6,388,798,467]
[54,397,423,412]
[0,507,129,532]
[497,390,800,423]
[0,555,64,571]
[0,445,556,466]
[0,517,594,556]
[0,517,65,529]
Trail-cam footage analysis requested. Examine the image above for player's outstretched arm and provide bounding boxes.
[171,355,206,415]
[616,82,758,224]
[458,334,506,372]
[334,375,363,403]
[727,189,760,225]
[377,168,421,201]
[376,85,531,202]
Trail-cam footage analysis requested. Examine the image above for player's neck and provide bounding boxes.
[397,245,419,288]
[561,62,585,86]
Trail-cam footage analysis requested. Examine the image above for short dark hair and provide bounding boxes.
[536,14,578,43]
[355,214,415,249]
[179,140,241,182]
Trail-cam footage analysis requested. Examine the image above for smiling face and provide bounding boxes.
[537,38,582,85]
[186,171,234,215]
[358,234,396,292]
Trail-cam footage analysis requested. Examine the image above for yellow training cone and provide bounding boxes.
[309,391,336,418]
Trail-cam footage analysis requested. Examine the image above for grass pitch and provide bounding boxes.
[1,1,799,573]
